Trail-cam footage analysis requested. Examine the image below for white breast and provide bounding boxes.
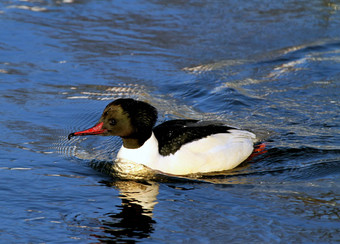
[116,133,160,169]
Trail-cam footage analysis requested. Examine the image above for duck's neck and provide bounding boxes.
[121,131,152,149]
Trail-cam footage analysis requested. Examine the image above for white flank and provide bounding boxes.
[116,131,256,175]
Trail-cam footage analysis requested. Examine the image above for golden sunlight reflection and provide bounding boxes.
[266,58,307,78]
[183,59,246,74]
[7,5,47,12]
[66,84,147,101]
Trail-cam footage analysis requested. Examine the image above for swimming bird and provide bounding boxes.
[68,98,256,175]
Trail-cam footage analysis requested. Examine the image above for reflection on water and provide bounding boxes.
[61,178,159,242]
[94,180,158,242]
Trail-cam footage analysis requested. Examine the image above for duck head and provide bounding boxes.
[68,98,158,149]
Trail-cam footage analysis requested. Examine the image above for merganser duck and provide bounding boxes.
[68,98,256,175]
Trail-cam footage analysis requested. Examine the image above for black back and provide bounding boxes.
[153,119,236,156]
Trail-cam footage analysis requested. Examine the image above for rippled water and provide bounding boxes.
[1,0,340,243]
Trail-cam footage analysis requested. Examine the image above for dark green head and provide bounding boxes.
[68,98,158,148]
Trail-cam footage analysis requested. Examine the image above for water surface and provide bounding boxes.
[1,0,340,243]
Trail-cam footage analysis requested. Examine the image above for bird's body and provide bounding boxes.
[69,98,256,175]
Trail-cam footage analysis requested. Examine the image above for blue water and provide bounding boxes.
[1,0,340,243]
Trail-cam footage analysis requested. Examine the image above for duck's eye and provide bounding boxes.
[109,119,116,126]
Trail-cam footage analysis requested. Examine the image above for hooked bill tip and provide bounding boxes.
[67,122,106,140]
[68,133,75,140]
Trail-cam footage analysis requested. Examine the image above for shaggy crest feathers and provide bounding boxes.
[109,98,158,133]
